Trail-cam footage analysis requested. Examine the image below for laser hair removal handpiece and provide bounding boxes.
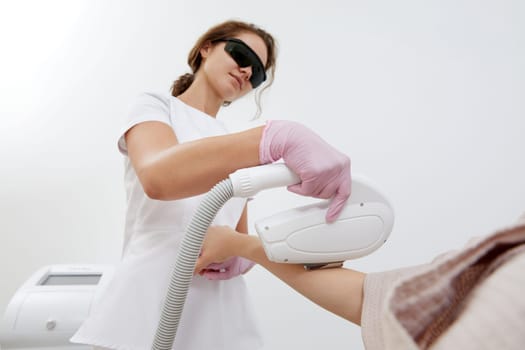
[231,164,394,269]
[151,163,394,350]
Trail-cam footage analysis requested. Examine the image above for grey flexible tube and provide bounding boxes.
[152,179,234,350]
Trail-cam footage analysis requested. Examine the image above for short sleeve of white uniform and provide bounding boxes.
[117,92,171,156]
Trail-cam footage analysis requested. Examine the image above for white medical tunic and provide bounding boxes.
[70,92,264,350]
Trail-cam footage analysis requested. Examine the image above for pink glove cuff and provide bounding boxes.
[260,120,281,164]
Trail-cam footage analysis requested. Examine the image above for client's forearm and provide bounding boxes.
[240,235,365,325]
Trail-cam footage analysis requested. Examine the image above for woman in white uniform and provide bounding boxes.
[70,19,351,350]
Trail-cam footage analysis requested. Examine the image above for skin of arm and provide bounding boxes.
[235,205,255,274]
[195,226,366,325]
[125,121,264,200]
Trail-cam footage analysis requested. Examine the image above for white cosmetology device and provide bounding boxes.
[151,163,394,349]
[0,164,394,350]
[230,165,394,268]
[0,265,114,350]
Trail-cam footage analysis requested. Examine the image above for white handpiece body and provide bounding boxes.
[230,164,394,265]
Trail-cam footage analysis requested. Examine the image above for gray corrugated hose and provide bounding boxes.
[152,164,301,349]
[151,178,234,350]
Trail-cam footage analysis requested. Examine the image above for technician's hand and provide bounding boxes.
[201,257,255,280]
[195,226,256,280]
[259,120,351,222]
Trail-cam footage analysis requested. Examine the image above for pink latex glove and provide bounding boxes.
[260,120,351,222]
[201,256,255,281]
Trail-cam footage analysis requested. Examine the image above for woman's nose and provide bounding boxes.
[239,66,252,81]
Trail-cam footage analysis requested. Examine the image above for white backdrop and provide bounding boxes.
[1,1,524,349]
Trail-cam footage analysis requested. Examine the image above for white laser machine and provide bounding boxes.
[0,164,394,349]
[0,265,114,349]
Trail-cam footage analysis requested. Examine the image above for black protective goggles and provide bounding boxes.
[215,38,267,88]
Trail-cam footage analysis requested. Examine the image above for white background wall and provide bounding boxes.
[1,1,524,349]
